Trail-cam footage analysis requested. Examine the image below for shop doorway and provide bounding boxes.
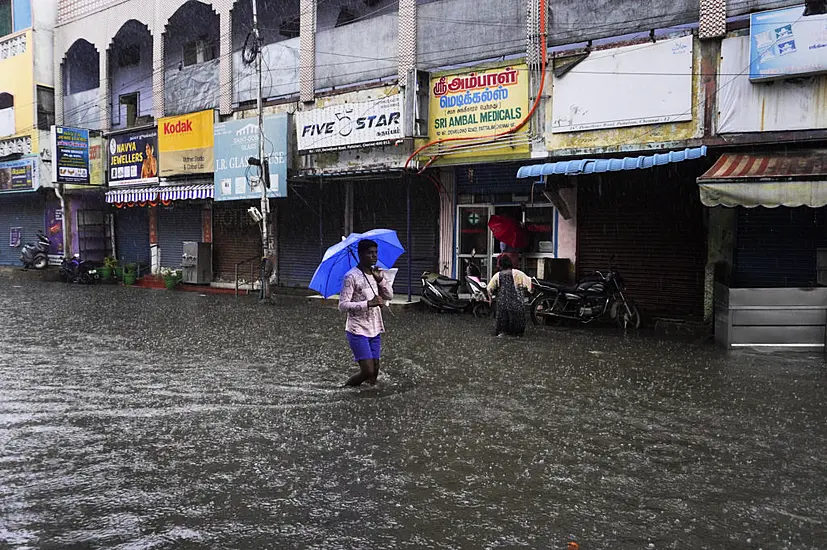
[456,203,556,282]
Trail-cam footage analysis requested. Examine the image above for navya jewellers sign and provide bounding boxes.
[295,95,404,152]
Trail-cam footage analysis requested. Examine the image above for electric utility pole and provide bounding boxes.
[251,0,273,302]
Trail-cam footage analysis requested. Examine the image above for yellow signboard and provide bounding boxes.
[158,110,214,176]
[428,63,529,159]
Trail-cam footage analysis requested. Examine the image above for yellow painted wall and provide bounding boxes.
[544,37,704,154]
[0,29,35,142]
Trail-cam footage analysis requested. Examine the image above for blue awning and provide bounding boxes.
[516,146,707,179]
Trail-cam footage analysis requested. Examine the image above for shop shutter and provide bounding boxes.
[576,167,706,320]
[354,179,439,295]
[278,182,345,288]
[0,193,47,266]
[114,207,150,266]
[212,201,261,282]
[733,207,827,288]
[157,204,204,269]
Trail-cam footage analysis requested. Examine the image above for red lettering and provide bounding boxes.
[163,119,195,135]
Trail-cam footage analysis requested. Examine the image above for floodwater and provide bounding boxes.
[1,279,826,549]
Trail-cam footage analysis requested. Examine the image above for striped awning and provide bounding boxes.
[698,150,827,208]
[105,184,214,204]
[516,146,708,178]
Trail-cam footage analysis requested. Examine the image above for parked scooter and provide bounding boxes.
[59,254,100,284]
[530,259,641,329]
[464,258,492,318]
[421,254,491,315]
[19,231,51,270]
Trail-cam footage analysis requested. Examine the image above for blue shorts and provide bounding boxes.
[346,332,382,362]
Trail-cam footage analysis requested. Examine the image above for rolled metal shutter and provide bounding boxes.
[0,193,47,266]
[212,201,261,282]
[354,179,439,295]
[278,182,345,288]
[114,207,151,266]
[733,207,827,288]
[576,167,706,320]
[157,204,204,269]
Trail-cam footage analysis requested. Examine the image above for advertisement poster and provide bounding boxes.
[428,64,529,158]
[295,95,403,152]
[158,110,214,176]
[52,126,90,184]
[750,6,827,81]
[0,157,38,192]
[108,128,159,187]
[9,227,21,248]
[214,115,289,200]
[45,207,64,258]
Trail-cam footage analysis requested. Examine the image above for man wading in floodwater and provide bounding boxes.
[339,240,394,386]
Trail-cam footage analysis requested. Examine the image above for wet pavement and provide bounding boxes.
[1,278,826,549]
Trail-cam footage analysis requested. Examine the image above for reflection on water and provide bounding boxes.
[1,280,826,549]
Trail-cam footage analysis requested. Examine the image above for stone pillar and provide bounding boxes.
[152,27,165,118]
[55,42,64,124]
[99,43,110,131]
[397,0,416,86]
[299,0,315,102]
[438,168,455,277]
[218,6,233,115]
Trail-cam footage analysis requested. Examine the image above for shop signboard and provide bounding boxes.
[214,115,289,200]
[428,63,530,157]
[158,110,214,176]
[0,157,38,192]
[45,206,63,259]
[295,95,403,152]
[107,128,159,187]
[550,35,694,133]
[749,5,827,81]
[51,126,90,184]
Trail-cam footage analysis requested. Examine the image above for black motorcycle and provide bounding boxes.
[530,263,640,329]
[20,231,51,270]
[59,254,100,284]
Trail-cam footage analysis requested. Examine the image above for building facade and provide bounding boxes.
[51,0,827,338]
[0,0,59,265]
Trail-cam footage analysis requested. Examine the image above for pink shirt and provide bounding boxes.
[338,267,394,337]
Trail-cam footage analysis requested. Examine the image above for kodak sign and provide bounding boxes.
[158,110,215,177]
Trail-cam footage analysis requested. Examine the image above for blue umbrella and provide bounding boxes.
[309,229,405,298]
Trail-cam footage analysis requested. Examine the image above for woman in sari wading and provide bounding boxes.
[339,239,394,386]
[487,255,532,336]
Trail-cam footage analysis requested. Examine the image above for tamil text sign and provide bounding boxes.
[295,95,403,152]
[551,35,694,133]
[158,110,214,176]
[428,64,529,157]
[52,126,90,184]
[749,5,827,81]
[0,157,38,192]
[107,128,159,187]
[214,115,289,200]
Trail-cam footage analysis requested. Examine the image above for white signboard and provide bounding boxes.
[551,35,694,133]
[295,95,404,152]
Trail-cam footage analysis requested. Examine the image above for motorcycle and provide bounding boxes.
[529,261,641,329]
[464,258,493,318]
[59,254,100,284]
[19,231,51,270]
[420,255,490,315]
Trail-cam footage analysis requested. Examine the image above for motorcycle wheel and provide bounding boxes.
[616,301,641,330]
[79,272,94,285]
[531,295,562,326]
[33,256,48,270]
[473,303,491,318]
